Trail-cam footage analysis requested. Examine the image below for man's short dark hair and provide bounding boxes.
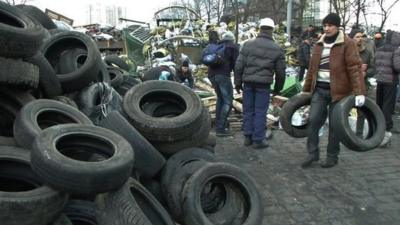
[260,26,273,33]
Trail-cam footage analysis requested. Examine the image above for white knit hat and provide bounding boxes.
[259,18,275,29]
[222,31,235,41]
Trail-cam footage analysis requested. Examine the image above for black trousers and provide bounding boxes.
[298,65,308,81]
[376,82,397,131]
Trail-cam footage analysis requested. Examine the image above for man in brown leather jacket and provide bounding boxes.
[301,13,365,168]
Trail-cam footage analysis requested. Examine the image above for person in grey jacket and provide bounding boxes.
[234,17,286,149]
[375,30,400,144]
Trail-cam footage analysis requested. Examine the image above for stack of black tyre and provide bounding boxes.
[1,3,264,225]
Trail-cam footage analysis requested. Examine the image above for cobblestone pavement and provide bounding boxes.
[214,116,400,225]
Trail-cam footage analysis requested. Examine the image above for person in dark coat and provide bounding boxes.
[301,13,365,168]
[349,29,376,137]
[175,60,194,88]
[297,38,312,81]
[234,17,286,149]
[301,25,318,40]
[374,32,385,49]
[206,30,239,136]
[141,65,175,81]
[375,30,400,144]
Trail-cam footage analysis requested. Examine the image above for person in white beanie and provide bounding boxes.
[234,17,286,149]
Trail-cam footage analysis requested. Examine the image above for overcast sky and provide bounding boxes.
[30,0,176,25]
[29,0,399,30]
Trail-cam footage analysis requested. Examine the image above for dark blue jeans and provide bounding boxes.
[242,84,270,142]
[209,75,233,132]
[307,87,340,159]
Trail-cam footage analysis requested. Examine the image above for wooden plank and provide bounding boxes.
[232,100,243,113]
[201,96,217,107]
[271,95,288,107]
[208,105,216,113]
[233,93,242,100]
[195,80,215,94]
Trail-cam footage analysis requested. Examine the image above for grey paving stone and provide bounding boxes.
[213,113,400,225]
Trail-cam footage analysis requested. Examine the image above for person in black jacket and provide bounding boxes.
[175,60,194,88]
[301,25,318,41]
[297,38,312,81]
[207,30,239,136]
[234,18,286,149]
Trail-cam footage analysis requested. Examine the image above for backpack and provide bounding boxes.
[201,43,226,67]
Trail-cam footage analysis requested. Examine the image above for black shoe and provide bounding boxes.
[244,136,252,146]
[252,140,269,149]
[301,154,319,168]
[320,157,338,168]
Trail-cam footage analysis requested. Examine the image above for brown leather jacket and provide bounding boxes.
[303,30,365,101]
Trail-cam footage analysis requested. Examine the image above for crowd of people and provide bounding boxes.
[141,12,400,169]
[202,13,400,169]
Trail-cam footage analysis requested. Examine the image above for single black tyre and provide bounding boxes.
[182,162,263,225]
[0,56,39,88]
[153,107,211,155]
[123,80,203,142]
[163,160,210,222]
[25,53,62,98]
[104,54,130,71]
[64,200,99,225]
[95,181,153,225]
[115,75,141,96]
[15,5,57,30]
[127,178,175,225]
[31,124,134,194]
[161,148,215,220]
[13,99,93,149]
[41,31,103,93]
[0,136,16,146]
[0,2,47,58]
[139,178,165,206]
[52,95,79,108]
[279,93,312,138]
[0,146,68,225]
[98,111,166,179]
[56,49,110,85]
[107,66,125,88]
[331,95,385,151]
[0,87,35,141]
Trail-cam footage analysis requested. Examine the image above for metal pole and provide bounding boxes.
[235,0,239,44]
[286,0,293,42]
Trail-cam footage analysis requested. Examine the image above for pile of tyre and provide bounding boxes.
[279,93,385,151]
[1,3,264,225]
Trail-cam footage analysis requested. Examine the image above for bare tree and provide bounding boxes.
[211,0,225,23]
[1,0,31,5]
[375,0,400,32]
[189,0,204,18]
[353,0,368,27]
[331,0,356,28]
